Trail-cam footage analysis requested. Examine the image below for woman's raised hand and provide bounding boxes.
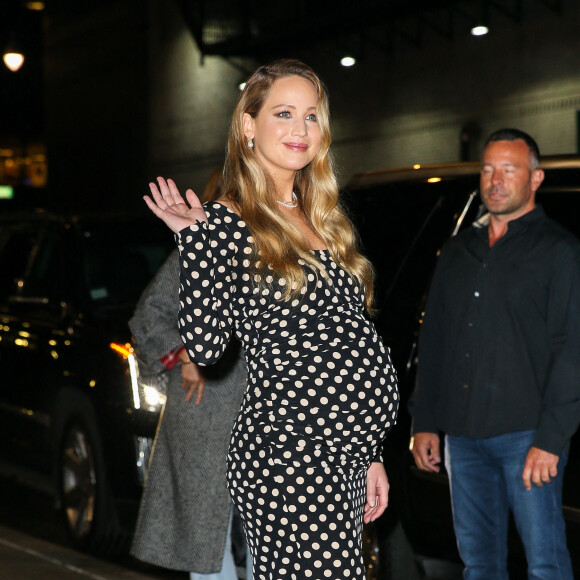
[144,177,208,233]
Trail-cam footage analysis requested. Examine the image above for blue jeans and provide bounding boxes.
[191,508,253,580]
[445,430,572,580]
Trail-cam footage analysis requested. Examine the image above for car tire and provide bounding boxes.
[55,398,129,556]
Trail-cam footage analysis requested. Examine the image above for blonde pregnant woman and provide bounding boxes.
[144,59,399,580]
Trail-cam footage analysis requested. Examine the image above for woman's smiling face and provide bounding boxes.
[243,75,322,183]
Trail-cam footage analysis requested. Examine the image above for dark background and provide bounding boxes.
[1,0,578,212]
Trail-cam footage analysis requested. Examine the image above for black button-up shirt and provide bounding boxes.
[412,206,580,455]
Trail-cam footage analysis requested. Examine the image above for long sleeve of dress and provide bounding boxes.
[129,249,181,375]
[175,207,241,366]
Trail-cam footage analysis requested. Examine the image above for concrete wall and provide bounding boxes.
[144,0,256,195]
[145,0,580,190]
[318,1,580,179]
[45,0,580,209]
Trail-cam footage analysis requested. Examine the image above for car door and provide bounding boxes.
[0,222,70,477]
[0,224,43,469]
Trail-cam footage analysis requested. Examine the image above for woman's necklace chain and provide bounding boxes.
[276,191,298,208]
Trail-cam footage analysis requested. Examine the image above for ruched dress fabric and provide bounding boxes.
[176,202,399,580]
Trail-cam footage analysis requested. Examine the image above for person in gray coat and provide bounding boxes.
[130,170,251,580]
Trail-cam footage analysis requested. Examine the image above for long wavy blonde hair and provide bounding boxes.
[221,59,375,311]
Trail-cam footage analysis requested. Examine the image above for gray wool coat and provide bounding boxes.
[129,249,247,572]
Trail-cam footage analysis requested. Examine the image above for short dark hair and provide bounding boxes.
[484,128,541,169]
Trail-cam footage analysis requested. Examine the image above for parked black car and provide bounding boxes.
[4,159,580,574]
[345,156,580,579]
[0,210,174,554]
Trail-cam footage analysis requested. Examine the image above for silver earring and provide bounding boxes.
[248,138,253,148]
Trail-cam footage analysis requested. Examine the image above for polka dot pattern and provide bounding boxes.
[176,203,399,580]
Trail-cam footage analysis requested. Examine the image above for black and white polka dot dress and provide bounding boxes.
[177,202,399,580]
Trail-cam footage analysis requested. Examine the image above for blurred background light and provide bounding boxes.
[471,25,489,36]
[3,52,25,72]
[340,56,356,67]
[0,186,14,199]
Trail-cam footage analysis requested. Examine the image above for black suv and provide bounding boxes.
[345,157,580,579]
[0,211,174,554]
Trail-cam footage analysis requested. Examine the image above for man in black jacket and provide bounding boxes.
[410,128,580,579]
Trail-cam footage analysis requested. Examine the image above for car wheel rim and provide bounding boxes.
[61,425,97,540]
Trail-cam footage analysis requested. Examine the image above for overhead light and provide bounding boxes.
[471,25,489,36]
[3,52,25,72]
[427,177,442,183]
[26,1,45,9]
[340,56,356,67]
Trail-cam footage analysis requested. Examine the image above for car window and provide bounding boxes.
[85,242,166,305]
[345,178,480,307]
[376,189,481,339]
[344,176,481,375]
[23,231,66,301]
[0,228,38,300]
[81,221,174,310]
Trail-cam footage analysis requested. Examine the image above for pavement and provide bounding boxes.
[0,524,163,580]
[0,519,464,580]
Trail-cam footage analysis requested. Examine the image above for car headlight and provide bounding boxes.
[110,342,167,412]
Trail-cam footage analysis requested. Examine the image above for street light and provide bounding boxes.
[3,33,25,72]
[3,51,25,72]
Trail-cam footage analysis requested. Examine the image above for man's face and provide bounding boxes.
[480,139,544,220]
